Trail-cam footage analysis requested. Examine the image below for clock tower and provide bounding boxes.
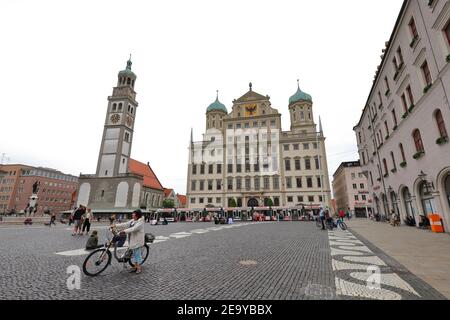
[96,57,138,178]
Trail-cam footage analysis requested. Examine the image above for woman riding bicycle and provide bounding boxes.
[112,209,145,274]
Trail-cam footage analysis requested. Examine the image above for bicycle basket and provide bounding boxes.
[145,233,155,243]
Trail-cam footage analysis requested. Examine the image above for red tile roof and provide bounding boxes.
[128,159,164,191]
[163,188,174,198]
[177,194,187,206]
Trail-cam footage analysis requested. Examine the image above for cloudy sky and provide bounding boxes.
[0,0,403,194]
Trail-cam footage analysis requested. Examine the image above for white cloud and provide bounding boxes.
[0,0,404,193]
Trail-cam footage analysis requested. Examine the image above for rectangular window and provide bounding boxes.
[254,177,260,190]
[308,196,314,202]
[360,183,364,189]
[295,159,301,170]
[306,177,313,188]
[317,177,322,188]
[303,143,310,150]
[284,144,290,151]
[207,198,213,204]
[401,94,408,113]
[353,183,357,189]
[293,144,299,150]
[297,196,304,203]
[245,178,251,191]
[192,165,197,175]
[227,164,233,173]
[285,159,291,171]
[355,195,359,201]
[216,197,221,203]
[406,85,414,106]
[273,177,279,189]
[199,198,204,204]
[362,195,367,201]
[191,181,196,191]
[216,164,222,174]
[397,47,404,66]
[190,198,196,204]
[315,157,320,169]
[227,178,233,190]
[199,180,204,191]
[445,21,450,45]
[296,177,302,188]
[200,164,205,174]
[305,158,311,170]
[236,164,242,173]
[208,180,213,191]
[421,61,432,86]
[287,196,293,203]
[264,177,270,190]
[209,164,214,174]
[286,177,292,189]
[313,143,318,149]
[236,178,242,190]
[216,180,222,190]
[392,109,398,126]
[409,17,418,39]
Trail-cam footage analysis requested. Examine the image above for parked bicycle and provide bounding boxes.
[82,227,155,276]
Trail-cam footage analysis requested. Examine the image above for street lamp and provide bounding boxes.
[418,171,434,195]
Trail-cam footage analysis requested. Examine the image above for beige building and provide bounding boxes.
[332,161,373,217]
[76,58,164,215]
[353,0,450,231]
[186,82,332,212]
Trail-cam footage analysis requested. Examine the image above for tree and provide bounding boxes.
[162,199,175,208]
[265,198,274,207]
[228,198,237,208]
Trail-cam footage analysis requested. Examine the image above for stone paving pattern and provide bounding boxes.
[0,220,446,300]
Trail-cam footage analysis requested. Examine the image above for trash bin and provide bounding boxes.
[428,214,444,233]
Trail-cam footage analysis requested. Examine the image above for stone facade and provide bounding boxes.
[186,83,332,212]
[332,161,372,217]
[353,0,450,231]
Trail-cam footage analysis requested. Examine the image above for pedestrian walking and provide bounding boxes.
[346,208,352,221]
[49,212,56,226]
[72,205,85,236]
[319,207,326,230]
[109,214,116,225]
[82,208,93,235]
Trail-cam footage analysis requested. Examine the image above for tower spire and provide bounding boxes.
[216,90,219,101]
[297,79,300,90]
[319,116,323,135]
[126,54,132,70]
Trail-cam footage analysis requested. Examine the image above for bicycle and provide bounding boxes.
[335,218,348,231]
[82,227,155,277]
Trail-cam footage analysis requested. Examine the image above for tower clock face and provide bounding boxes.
[110,114,121,124]
[126,116,133,127]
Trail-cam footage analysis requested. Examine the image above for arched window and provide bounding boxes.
[118,103,123,111]
[131,107,134,114]
[382,158,388,175]
[390,151,396,170]
[435,109,448,138]
[112,103,117,111]
[399,143,406,162]
[127,78,131,85]
[413,129,424,152]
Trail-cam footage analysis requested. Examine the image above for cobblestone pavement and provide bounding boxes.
[0,221,445,300]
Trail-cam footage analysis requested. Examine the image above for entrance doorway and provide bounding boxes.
[247,198,259,208]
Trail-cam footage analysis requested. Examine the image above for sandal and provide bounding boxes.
[129,268,137,273]
[135,269,142,274]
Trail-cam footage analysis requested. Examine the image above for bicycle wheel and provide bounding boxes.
[83,249,112,276]
[128,245,150,267]
[339,222,348,231]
